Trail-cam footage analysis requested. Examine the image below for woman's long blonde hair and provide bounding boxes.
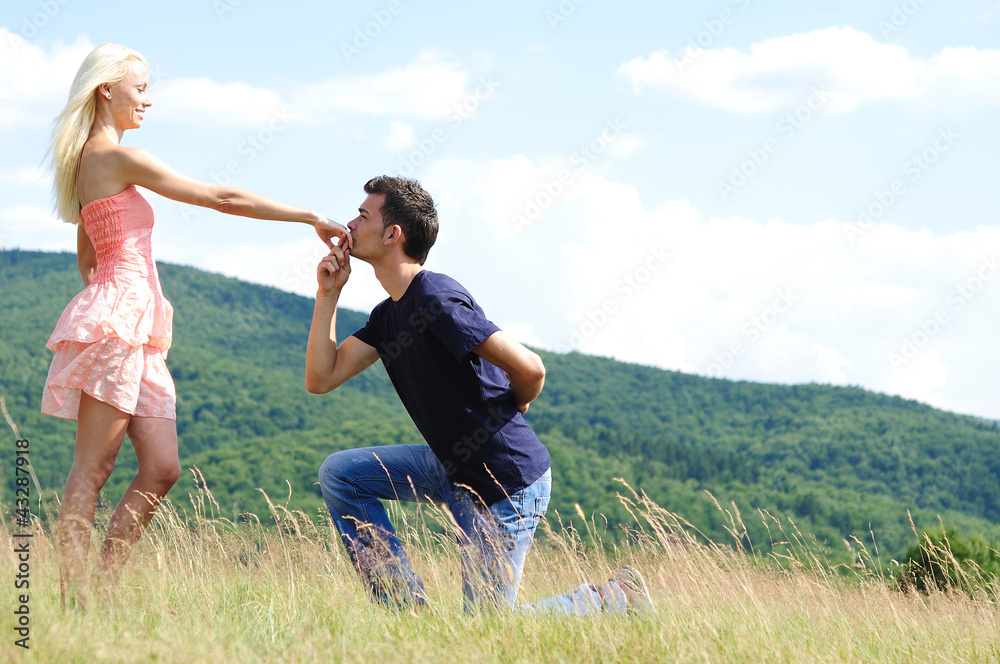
[48,43,147,225]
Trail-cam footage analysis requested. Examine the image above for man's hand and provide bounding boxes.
[305,251,379,393]
[317,244,351,294]
[516,388,531,414]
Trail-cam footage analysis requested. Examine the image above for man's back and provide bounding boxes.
[352,270,550,504]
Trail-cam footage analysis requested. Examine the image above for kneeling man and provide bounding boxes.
[306,176,651,614]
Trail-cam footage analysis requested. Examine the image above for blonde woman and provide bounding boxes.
[42,43,350,605]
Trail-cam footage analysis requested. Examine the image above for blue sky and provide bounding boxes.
[2,0,998,419]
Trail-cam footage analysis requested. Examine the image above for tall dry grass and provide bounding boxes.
[1,472,998,663]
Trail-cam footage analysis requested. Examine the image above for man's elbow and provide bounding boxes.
[304,372,334,394]
[526,352,546,383]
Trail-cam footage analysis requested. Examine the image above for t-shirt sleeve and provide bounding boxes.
[351,311,381,349]
[425,291,501,362]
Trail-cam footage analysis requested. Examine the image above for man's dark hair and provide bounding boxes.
[364,176,438,265]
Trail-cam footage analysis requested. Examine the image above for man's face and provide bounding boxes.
[346,193,386,262]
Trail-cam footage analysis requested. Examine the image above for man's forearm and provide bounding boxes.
[507,350,546,412]
[305,290,341,393]
[509,374,544,410]
[473,332,547,414]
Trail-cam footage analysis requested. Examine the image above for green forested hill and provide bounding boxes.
[2,249,999,564]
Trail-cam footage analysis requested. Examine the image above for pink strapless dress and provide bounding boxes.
[41,186,176,420]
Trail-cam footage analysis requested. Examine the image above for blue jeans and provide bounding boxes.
[318,445,627,615]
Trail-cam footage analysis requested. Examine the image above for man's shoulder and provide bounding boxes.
[414,271,474,303]
[417,270,468,293]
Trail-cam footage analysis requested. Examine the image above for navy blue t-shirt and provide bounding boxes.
[352,270,551,505]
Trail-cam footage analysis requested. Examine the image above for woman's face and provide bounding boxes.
[106,60,151,130]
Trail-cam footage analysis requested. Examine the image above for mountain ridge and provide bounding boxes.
[2,249,998,564]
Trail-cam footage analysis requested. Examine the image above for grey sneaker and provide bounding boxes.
[611,565,654,614]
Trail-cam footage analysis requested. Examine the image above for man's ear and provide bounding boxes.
[383,224,405,247]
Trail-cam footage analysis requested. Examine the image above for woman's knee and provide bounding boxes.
[139,457,182,490]
[161,460,182,487]
[67,455,117,494]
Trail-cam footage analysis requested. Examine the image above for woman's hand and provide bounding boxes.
[315,217,352,250]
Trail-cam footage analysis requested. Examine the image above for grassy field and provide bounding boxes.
[1,475,998,664]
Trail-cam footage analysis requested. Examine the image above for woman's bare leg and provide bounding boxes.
[56,393,130,606]
[99,415,180,588]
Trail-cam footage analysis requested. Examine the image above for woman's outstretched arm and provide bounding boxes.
[108,146,350,248]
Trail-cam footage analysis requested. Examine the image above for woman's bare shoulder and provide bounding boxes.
[78,142,147,204]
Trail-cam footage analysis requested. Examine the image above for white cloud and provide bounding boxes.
[604,132,646,161]
[417,155,1000,419]
[0,166,52,187]
[292,50,472,122]
[380,121,415,152]
[0,29,283,129]
[148,51,478,127]
[152,78,286,127]
[1,204,62,227]
[562,180,1000,418]
[474,129,642,239]
[887,348,950,411]
[0,36,475,132]
[478,155,558,236]
[0,29,94,128]
[0,203,74,251]
[959,0,1000,25]
[501,322,545,348]
[618,27,1000,113]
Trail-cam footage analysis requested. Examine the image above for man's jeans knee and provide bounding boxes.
[318,444,551,611]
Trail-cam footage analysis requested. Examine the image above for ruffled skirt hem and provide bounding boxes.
[41,336,176,421]
[44,281,173,352]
